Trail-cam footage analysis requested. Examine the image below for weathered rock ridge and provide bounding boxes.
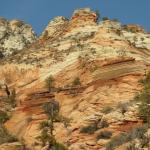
[0,8,150,150]
[0,18,37,57]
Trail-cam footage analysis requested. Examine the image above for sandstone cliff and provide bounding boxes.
[0,8,150,150]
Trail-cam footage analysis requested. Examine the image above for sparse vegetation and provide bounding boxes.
[45,75,55,92]
[0,111,9,124]
[116,102,129,114]
[136,72,150,124]
[136,92,150,123]
[80,124,98,134]
[105,125,148,150]
[72,77,81,86]
[0,124,18,145]
[80,119,109,134]
[37,100,67,149]
[139,72,150,90]
[96,131,112,140]
[95,10,100,21]
[127,135,150,150]
[101,106,113,114]
[102,17,109,21]
[9,88,17,108]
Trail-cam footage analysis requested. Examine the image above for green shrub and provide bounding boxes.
[117,102,129,114]
[53,142,68,150]
[102,17,109,21]
[38,100,66,148]
[80,120,109,134]
[0,125,17,144]
[95,10,100,21]
[0,111,9,124]
[97,131,112,140]
[45,75,55,92]
[72,77,81,86]
[139,72,150,90]
[101,106,113,114]
[37,128,55,147]
[136,92,150,123]
[80,124,98,134]
[39,121,49,130]
[105,125,148,150]
[9,88,16,108]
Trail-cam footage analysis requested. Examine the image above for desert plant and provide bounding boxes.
[80,119,109,134]
[43,100,60,136]
[139,72,150,90]
[101,106,113,114]
[4,84,10,98]
[97,131,112,140]
[117,102,129,114]
[38,100,68,149]
[80,124,98,134]
[0,111,9,124]
[95,10,100,21]
[102,17,109,21]
[38,100,67,149]
[136,92,150,123]
[39,120,49,130]
[37,128,56,147]
[72,77,81,86]
[105,125,148,150]
[52,142,68,150]
[80,125,98,134]
[0,124,18,144]
[45,75,55,93]
[9,88,17,108]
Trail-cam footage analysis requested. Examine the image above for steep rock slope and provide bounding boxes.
[0,8,150,150]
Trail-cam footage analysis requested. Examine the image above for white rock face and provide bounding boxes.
[0,18,37,57]
[41,16,68,38]
[122,31,150,50]
[99,20,122,30]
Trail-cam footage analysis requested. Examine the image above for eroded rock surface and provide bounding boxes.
[0,18,36,57]
[0,8,150,150]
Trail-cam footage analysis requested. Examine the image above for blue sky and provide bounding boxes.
[0,0,149,35]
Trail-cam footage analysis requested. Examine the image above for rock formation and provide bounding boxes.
[0,18,37,57]
[0,8,150,150]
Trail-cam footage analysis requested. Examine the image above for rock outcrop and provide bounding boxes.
[40,16,69,39]
[71,8,98,26]
[0,8,150,150]
[0,18,36,57]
